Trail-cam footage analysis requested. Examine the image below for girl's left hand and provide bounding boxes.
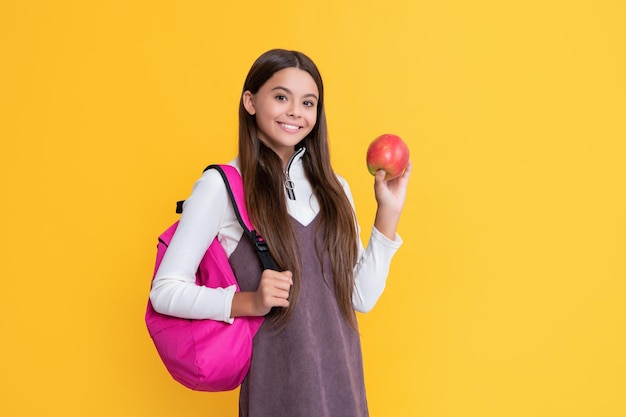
[374,160,412,213]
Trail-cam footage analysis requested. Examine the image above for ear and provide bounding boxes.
[242,91,256,115]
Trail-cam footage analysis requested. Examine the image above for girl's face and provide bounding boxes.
[243,67,319,165]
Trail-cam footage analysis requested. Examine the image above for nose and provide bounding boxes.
[287,104,301,118]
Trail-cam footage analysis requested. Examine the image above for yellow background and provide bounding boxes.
[1,0,625,416]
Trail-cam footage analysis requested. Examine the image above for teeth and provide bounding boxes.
[281,123,300,131]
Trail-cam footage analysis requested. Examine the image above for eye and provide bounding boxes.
[303,100,316,108]
[275,94,287,101]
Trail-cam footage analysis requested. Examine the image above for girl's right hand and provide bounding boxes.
[253,269,293,315]
[230,270,293,318]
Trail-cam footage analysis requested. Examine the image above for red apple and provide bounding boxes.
[366,133,410,179]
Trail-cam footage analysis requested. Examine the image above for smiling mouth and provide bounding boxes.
[279,122,301,132]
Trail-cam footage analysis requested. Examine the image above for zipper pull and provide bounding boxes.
[284,170,296,200]
[284,147,304,201]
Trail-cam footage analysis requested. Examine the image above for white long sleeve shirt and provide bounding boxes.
[150,150,402,323]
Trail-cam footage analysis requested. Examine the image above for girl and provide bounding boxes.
[150,49,411,417]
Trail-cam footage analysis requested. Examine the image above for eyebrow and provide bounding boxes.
[271,86,318,100]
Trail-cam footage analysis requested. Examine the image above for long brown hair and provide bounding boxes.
[238,49,359,329]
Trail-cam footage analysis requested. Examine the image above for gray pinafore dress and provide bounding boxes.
[229,215,369,417]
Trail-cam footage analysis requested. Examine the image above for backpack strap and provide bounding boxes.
[175,164,278,271]
[209,165,253,231]
[207,164,278,271]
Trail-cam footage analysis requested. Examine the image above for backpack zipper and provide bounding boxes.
[284,147,305,201]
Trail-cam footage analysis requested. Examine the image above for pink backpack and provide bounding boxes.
[145,164,276,391]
